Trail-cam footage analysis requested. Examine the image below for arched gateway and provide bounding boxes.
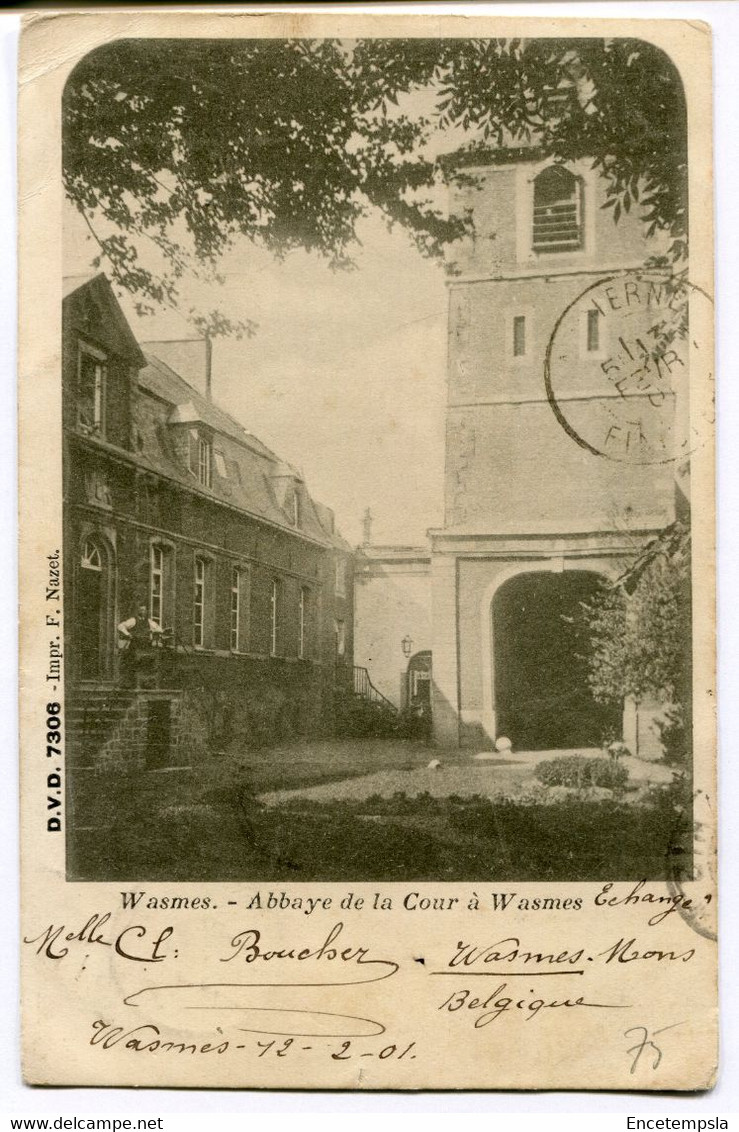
[492,571,620,751]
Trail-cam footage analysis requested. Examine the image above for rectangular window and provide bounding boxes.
[198,437,212,488]
[335,619,346,659]
[230,567,241,652]
[587,308,601,353]
[299,587,308,659]
[335,559,346,598]
[150,545,164,629]
[194,557,206,647]
[77,345,107,433]
[512,315,527,358]
[270,580,279,657]
[292,491,301,528]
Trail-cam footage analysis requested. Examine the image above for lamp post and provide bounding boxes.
[401,634,413,659]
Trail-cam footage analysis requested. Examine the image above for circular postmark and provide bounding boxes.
[544,271,713,466]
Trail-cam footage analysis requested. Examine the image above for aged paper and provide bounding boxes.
[19,11,716,1090]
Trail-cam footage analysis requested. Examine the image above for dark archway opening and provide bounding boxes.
[404,650,432,743]
[406,650,432,710]
[493,571,620,750]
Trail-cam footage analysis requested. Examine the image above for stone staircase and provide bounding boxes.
[334,667,400,739]
[66,686,186,840]
[65,688,137,767]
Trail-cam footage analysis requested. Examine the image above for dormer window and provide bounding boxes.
[197,436,212,488]
[532,166,582,253]
[292,490,301,528]
[77,343,107,434]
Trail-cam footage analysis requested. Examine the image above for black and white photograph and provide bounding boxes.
[16,10,720,1095]
[60,33,703,885]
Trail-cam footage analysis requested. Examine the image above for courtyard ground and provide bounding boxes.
[253,739,674,806]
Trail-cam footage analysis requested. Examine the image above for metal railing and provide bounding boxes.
[351,665,398,713]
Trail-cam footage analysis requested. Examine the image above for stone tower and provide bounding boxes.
[430,147,679,752]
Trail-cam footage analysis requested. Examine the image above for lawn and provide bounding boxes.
[235,737,442,794]
[68,739,689,884]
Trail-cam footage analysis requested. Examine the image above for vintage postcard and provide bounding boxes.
[18,11,717,1090]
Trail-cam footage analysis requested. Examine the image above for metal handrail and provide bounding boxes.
[351,665,397,713]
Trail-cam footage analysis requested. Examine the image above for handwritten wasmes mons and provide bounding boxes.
[24,888,699,1046]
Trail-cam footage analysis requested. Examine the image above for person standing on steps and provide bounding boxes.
[117,602,163,687]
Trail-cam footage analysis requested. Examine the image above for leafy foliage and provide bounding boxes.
[63,38,461,321]
[63,36,687,323]
[584,522,691,706]
[582,521,692,760]
[356,37,686,248]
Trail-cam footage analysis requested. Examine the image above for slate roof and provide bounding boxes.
[136,351,349,550]
[139,352,277,459]
[63,273,350,550]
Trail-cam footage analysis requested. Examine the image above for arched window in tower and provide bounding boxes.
[532,166,582,253]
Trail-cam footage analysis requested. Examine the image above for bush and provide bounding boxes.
[656,706,689,766]
[535,755,628,791]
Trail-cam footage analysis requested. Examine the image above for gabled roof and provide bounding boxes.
[62,274,146,367]
[140,339,208,395]
[63,274,97,299]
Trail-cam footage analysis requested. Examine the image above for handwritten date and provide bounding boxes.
[90,1021,416,1061]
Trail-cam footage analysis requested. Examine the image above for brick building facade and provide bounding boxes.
[63,275,354,842]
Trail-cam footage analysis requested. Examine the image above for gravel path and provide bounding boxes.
[259,763,527,806]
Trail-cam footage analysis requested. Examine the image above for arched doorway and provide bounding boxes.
[492,571,619,750]
[406,650,432,712]
[76,535,115,682]
[405,650,432,742]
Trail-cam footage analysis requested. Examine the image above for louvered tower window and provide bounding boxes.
[532,166,582,252]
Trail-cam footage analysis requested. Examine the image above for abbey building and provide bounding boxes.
[63,273,355,832]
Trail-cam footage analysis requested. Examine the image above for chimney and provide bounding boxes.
[205,334,213,402]
[362,507,373,546]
